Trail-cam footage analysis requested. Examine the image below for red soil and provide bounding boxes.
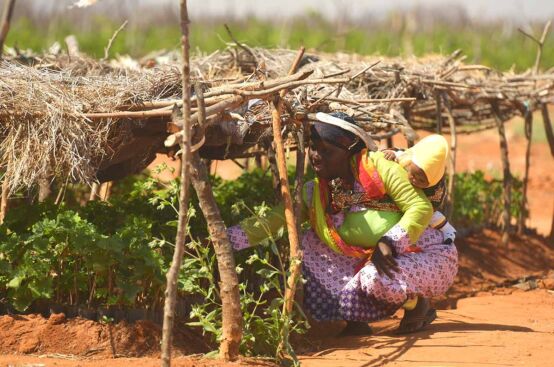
[0,314,208,358]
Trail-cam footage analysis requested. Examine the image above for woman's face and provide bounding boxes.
[308,138,351,180]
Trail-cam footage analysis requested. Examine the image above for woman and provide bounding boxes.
[227,112,458,335]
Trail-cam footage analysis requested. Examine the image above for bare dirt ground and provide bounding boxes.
[1,288,553,366]
[299,289,554,367]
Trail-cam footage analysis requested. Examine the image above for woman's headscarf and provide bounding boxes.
[310,112,366,152]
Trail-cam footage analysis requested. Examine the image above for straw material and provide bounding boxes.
[1,46,553,190]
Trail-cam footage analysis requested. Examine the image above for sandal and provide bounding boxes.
[395,308,437,335]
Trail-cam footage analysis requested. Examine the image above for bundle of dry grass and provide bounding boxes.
[0,60,182,190]
[1,46,553,190]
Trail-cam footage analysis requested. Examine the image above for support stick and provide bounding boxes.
[518,109,533,234]
[0,166,9,224]
[190,151,242,361]
[443,96,457,220]
[0,0,16,60]
[102,20,128,61]
[292,122,306,308]
[89,182,100,201]
[272,96,302,360]
[542,104,554,157]
[540,104,554,241]
[275,46,305,360]
[197,75,243,361]
[161,1,193,366]
[492,104,512,247]
[516,21,550,233]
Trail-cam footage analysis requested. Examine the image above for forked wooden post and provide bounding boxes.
[517,21,551,233]
[191,83,242,361]
[271,96,302,359]
[190,151,242,360]
[161,1,193,366]
[492,103,512,247]
[274,47,305,359]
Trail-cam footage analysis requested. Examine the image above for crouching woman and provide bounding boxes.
[226,112,458,335]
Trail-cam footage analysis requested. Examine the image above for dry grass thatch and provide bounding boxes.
[1,46,553,190]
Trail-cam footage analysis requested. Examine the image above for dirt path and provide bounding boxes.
[1,290,553,367]
[300,289,554,367]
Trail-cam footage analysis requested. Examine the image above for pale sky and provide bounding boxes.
[21,0,554,23]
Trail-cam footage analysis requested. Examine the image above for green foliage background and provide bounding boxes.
[7,14,554,71]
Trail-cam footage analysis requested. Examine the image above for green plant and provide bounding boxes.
[184,201,308,359]
[0,166,308,360]
[452,170,525,229]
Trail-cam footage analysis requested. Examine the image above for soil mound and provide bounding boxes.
[0,313,208,358]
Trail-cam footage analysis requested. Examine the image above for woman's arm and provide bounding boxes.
[226,183,310,251]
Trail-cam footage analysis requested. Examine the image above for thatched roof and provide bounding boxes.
[1,47,553,190]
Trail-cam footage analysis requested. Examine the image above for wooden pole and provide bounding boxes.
[516,21,551,233]
[190,153,242,360]
[435,94,443,134]
[100,181,113,202]
[0,0,16,60]
[403,105,415,148]
[0,0,16,217]
[275,46,305,360]
[191,82,242,360]
[443,96,457,220]
[263,138,282,201]
[540,104,554,241]
[542,104,554,157]
[272,96,302,360]
[518,109,533,234]
[550,206,554,243]
[292,122,306,308]
[38,177,52,203]
[0,165,9,224]
[89,182,100,201]
[161,1,193,366]
[492,104,512,247]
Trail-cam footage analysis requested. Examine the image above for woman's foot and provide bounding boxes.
[339,321,373,337]
[395,297,437,334]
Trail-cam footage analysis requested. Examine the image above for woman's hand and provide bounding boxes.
[371,240,399,279]
[381,149,397,162]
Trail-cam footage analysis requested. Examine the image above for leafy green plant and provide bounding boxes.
[0,166,308,360]
[452,170,525,229]
[184,200,308,359]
